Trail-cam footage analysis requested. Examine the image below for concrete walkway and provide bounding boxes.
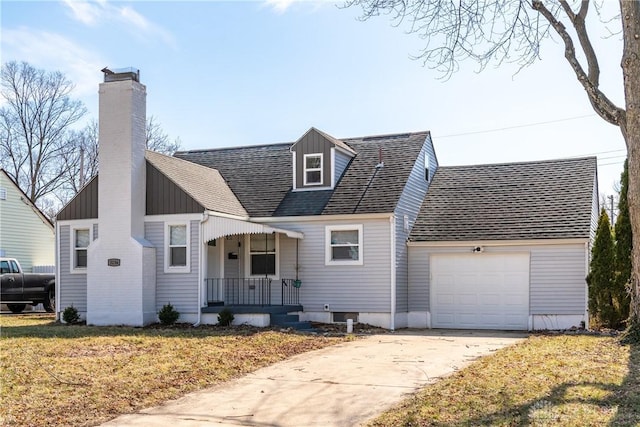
[102,329,526,427]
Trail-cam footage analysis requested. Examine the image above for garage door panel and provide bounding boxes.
[431,254,530,330]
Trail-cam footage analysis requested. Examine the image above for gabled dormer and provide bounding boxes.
[290,128,356,191]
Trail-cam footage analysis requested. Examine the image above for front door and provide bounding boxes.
[224,235,241,279]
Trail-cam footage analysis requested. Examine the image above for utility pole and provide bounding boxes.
[608,194,615,226]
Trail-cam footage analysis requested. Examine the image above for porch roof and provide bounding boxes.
[202,214,303,241]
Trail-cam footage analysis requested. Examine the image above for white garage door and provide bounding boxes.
[430,253,530,330]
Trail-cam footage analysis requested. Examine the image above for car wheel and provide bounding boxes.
[7,303,26,314]
[43,288,55,313]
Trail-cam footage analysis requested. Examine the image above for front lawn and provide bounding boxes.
[0,314,346,426]
[369,334,639,426]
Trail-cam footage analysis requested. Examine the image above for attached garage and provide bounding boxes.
[406,157,598,331]
[430,253,529,330]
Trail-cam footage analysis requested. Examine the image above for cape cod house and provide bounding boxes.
[54,69,598,330]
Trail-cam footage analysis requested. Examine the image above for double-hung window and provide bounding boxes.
[74,228,90,269]
[325,225,363,265]
[304,153,323,186]
[249,234,277,276]
[165,223,190,273]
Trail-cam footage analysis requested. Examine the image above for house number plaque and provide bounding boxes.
[107,258,121,267]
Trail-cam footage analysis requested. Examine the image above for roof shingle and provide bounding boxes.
[409,157,597,242]
[145,150,247,217]
[175,131,431,217]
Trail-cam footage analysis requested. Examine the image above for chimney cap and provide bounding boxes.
[101,67,140,83]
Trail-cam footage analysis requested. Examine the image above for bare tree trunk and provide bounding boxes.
[620,0,640,328]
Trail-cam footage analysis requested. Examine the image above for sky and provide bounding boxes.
[0,0,628,199]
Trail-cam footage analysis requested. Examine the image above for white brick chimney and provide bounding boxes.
[87,68,156,326]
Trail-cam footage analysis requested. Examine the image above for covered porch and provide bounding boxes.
[201,214,304,309]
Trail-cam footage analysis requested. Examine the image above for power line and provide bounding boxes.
[435,114,597,138]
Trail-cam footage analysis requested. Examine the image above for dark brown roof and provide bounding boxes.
[175,131,431,217]
[409,157,597,242]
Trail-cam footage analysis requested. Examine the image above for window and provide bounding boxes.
[249,234,277,276]
[325,224,363,265]
[0,260,9,274]
[165,223,190,273]
[74,228,90,268]
[304,153,323,185]
[0,187,6,200]
[169,225,187,267]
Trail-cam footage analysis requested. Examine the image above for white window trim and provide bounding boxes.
[70,225,93,274]
[164,222,191,274]
[303,153,323,186]
[325,224,364,266]
[244,233,280,278]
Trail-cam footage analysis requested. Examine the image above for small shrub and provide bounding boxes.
[158,303,180,325]
[62,305,80,324]
[218,308,234,326]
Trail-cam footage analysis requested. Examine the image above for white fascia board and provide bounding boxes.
[203,210,250,221]
[291,186,333,192]
[55,218,97,228]
[251,212,394,223]
[407,238,590,247]
[144,213,205,222]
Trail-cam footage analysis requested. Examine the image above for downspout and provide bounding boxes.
[390,214,396,331]
[194,211,209,326]
[584,241,590,329]
[54,219,60,321]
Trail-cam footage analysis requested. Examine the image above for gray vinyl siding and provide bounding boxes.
[145,220,199,314]
[408,242,588,315]
[394,135,437,312]
[270,218,392,312]
[334,151,351,184]
[529,245,587,314]
[58,224,89,312]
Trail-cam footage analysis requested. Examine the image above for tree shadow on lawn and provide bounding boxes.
[425,340,639,427]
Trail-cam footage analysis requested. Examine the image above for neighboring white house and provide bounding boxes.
[54,69,597,330]
[0,169,55,273]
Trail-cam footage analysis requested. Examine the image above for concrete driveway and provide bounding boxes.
[102,329,526,427]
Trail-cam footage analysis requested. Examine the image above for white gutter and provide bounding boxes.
[584,241,590,329]
[253,212,393,223]
[54,220,60,321]
[390,215,396,331]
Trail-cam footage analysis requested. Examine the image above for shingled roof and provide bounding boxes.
[146,150,247,217]
[175,131,431,217]
[409,157,597,242]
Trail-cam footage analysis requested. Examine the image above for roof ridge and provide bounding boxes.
[343,130,430,142]
[438,156,596,169]
[176,142,292,155]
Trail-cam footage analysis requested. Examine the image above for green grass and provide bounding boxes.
[0,314,347,426]
[369,334,639,426]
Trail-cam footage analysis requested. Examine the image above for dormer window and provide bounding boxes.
[291,128,355,191]
[304,153,323,185]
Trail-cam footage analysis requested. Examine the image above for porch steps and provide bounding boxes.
[270,313,313,331]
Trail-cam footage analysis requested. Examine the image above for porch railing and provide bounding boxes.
[206,278,300,306]
[280,278,300,305]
